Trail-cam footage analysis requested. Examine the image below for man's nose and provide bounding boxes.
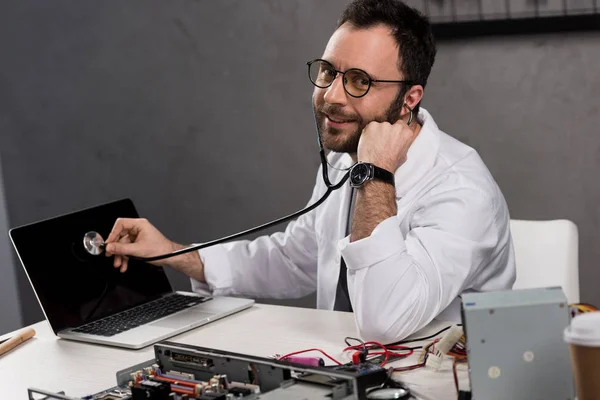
[323,74,347,105]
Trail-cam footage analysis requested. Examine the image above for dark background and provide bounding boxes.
[1,0,598,331]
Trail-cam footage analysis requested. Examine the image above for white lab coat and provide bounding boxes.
[192,108,515,343]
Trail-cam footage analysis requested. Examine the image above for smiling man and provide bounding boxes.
[105,0,515,343]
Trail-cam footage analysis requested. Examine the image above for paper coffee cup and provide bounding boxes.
[564,312,600,400]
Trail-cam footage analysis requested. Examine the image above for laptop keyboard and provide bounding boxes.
[72,293,210,337]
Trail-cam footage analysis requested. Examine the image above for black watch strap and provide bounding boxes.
[350,162,395,187]
[372,164,395,185]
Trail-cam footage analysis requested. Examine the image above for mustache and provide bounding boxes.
[318,105,359,121]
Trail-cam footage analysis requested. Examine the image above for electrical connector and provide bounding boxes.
[352,350,367,365]
[436,325,464,355]
[425,350,444,371]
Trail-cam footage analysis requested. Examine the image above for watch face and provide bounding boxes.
[350,163,370,186]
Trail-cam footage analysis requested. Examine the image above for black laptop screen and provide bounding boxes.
[10,199,173,333]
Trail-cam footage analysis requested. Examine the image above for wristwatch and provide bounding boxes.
[349,162,395,188]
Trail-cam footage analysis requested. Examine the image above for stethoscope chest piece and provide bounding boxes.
[83,231,106,256]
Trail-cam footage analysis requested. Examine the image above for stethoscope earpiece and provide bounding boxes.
[404,103,414,126]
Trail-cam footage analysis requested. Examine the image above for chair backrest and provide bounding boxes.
[510,219,579,303]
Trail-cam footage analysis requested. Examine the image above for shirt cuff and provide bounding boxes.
[190,278,212,296]
[189,245,234,295]
[338,216,407,271]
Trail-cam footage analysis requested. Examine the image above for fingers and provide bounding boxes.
[108,236,138,276]
[118,235,132,273]
[393,115,409,127]
[120,256,129,273]
[112,234,130,270]
[106,218,144,248]
[106,240,138,257]
[113,253,130,273]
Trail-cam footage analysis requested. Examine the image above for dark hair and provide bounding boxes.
[338,0,436,114]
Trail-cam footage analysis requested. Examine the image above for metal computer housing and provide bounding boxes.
[462,287,575,400]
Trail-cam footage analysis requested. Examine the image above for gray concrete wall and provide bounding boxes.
[0,0,333,324]
[0,158,22,334]
[424,32,600,305]
[0,0,598,326]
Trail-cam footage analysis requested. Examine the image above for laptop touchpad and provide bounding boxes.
[149,309,213,329]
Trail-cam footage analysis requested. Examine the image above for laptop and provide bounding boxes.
[9,198,254,349]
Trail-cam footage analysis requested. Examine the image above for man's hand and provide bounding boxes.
[350,118,418,242]
[105,218,179,271]
[104,218,205,282]
[357,118,416,172]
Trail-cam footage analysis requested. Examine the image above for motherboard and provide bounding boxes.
[28,341,395,400]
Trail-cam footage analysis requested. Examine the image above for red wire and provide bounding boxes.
[343,341,414,366]
[277,348,343,365]
[153,375,197,388]
[250,364,258,385]
[370,341,389,366]
[382,344,414,358]
[277,342,414,369]
[452,358,460,394]
[344,342,413,354]
[393,362,426,372]
[171,387,195,395]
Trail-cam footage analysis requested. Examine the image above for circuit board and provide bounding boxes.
[28,341,391,400]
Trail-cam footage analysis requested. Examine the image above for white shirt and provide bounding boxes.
[191,108,515,343]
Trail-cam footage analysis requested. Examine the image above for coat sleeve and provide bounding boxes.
[191,166,326,299]
[340,187,514,343]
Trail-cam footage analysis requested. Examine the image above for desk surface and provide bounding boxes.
[0,304,466,400]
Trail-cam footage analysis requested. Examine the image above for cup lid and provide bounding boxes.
[564,312,600,347]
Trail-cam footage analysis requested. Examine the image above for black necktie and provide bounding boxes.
[334,188,355,312]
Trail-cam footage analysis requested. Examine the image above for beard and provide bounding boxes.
[314,99,403,154]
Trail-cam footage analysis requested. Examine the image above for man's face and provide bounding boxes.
[313,23,405,154]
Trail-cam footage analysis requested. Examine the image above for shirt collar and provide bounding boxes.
[394,107,440,198]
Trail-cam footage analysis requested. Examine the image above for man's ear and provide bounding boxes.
[403,85,424,113]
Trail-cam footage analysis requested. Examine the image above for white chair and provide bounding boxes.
[510,219,580,303]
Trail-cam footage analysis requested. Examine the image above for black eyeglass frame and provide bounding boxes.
[306,58,415,98]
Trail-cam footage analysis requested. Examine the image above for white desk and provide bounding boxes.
[0,304,467,400]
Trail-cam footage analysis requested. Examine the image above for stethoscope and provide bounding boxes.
[83,102,414,261]
[82,100,416,399]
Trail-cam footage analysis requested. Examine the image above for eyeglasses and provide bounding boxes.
[307,59,414,98]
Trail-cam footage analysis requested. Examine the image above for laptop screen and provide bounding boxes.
[10,198,173,333]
